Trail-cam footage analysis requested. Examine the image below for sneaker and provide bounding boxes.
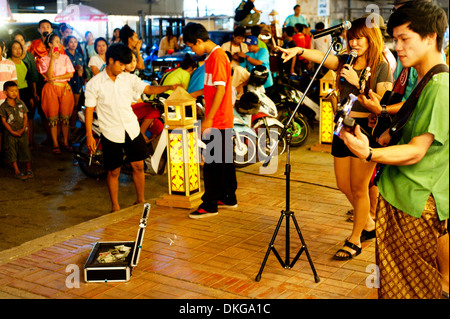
[189,208,218,219]
[217,200,238,209]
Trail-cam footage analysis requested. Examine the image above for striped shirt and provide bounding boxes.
[0,59,18,104]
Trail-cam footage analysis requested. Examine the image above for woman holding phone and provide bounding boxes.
[277,17,393,260]
[37,33,75,155]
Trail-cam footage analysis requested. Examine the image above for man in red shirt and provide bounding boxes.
[185,22,237,219]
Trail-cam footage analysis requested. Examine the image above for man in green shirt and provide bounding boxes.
[341,1,448,299]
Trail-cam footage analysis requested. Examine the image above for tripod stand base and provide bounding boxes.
[255,210,320,283]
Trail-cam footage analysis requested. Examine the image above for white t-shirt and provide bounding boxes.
[88,55,106,72]
[312,35,334,55]
[221,41,248,67]
[85,70,148,143]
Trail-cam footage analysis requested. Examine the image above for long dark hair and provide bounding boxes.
[119,24,135,46]
[166,27,174,41]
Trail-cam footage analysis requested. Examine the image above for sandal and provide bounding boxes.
[53,146,62,155]
[62,144,73,152]
[360,229,376,242]
[334,239,361,260]
[15,172,27,181]
[26,170,34,179]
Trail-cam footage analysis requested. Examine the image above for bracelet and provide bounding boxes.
[364,147,373,162]
[299,48,305,56]
[380,105,388,116]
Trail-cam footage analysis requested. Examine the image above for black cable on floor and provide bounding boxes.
[235,169,340,191]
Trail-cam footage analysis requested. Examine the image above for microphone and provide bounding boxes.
[340,49,358,83]
[314,21,352,39]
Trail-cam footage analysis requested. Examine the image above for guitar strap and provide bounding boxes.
[372,64,449,186]
[393,67,410,96]
[389,63,449,144]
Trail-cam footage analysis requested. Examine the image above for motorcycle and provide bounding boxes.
[73,102,168,179]
[232,104,258,167]
[267,74,319,147]
[245,66,287,159]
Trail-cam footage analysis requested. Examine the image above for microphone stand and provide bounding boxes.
[255,31,343,283]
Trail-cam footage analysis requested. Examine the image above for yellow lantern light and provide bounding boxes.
[155,87,203,209]
[310,70,337,152]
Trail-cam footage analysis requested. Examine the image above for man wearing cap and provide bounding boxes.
[237,35,273,89]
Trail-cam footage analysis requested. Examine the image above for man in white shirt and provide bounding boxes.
[85,43,176,212]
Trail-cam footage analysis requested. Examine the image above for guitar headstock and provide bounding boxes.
[359,67,371,94]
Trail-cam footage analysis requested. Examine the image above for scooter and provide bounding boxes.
[244,66,286,159]
[232,105,258,167]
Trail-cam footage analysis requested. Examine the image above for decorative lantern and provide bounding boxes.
[268,10,279,24]
[310,69,336,152]
[155,87,203,209]
[269,10,283,46]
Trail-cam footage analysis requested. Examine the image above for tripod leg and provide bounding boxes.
[290,214,320,283]
[255,212,286,282]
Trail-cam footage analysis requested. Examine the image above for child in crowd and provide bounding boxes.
[0,40,18,156]
[7,40,35,149]
[184,22,237,219]
[0,81,33,180]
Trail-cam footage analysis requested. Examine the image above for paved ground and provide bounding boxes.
[0,118,169,251]
[0,124,381,301]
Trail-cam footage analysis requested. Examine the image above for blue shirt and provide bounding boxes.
[66,50,85,93]
[187,64,205,93]
[245,47,273,88]
[284,14,309,28]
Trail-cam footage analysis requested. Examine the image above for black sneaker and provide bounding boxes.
[189,208,218,219]
[217,200,238,208]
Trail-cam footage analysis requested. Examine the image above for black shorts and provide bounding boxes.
[101,132,149,171]
[332,117,374,158]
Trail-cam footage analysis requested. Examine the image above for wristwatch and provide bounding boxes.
[380,105,388,117]
[364,147,373,162]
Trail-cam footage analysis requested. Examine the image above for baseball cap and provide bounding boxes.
[245,36,259,46]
